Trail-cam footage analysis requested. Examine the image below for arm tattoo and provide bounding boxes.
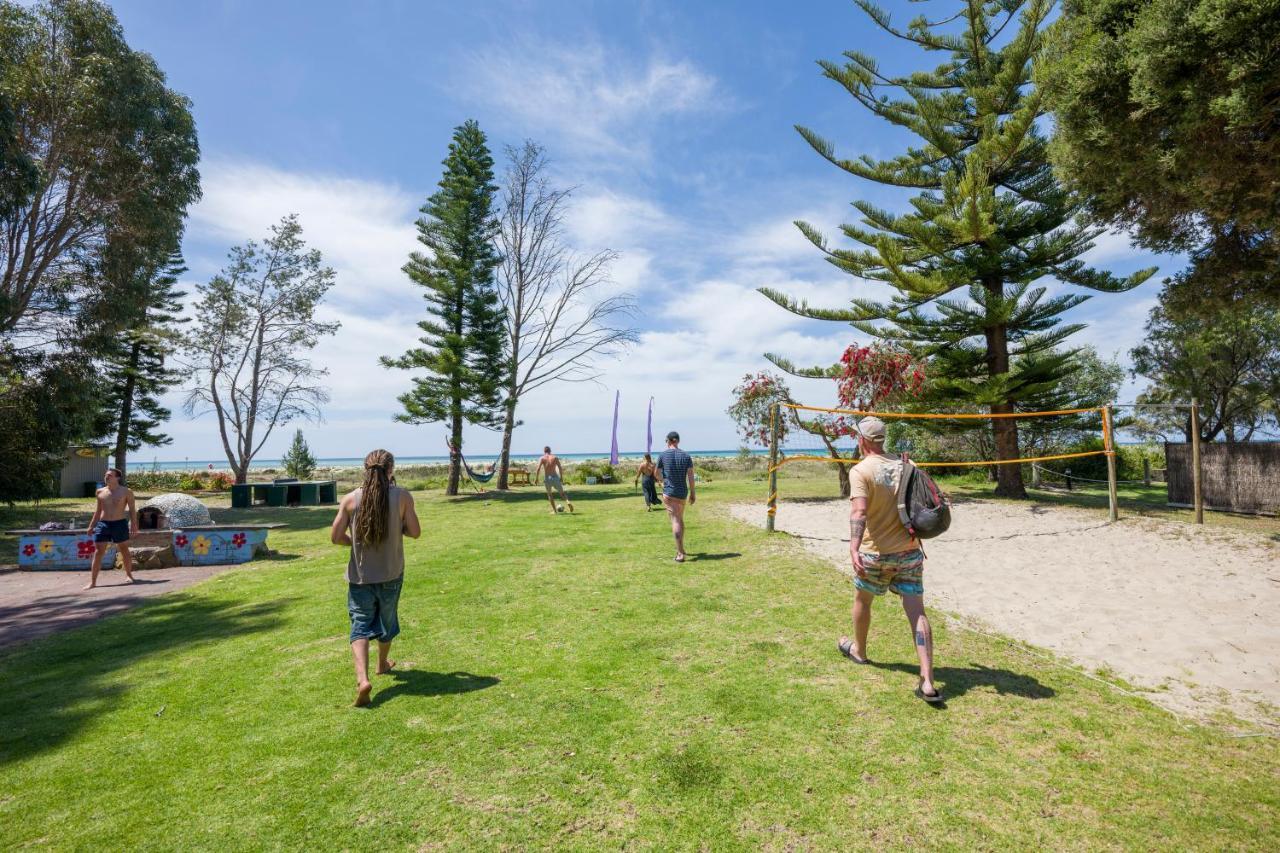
[849,518,866,544]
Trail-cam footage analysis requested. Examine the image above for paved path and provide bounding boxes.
[0,564,246,651]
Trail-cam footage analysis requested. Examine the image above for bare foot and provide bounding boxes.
[567,503,574,513]
[82,583,96,591]
[354,682,372,707]
[122,575,135,584]
[376,661,395,675]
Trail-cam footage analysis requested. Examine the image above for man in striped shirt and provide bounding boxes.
[656,430,695,563]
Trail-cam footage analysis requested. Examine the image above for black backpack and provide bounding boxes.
[895,456,951,540]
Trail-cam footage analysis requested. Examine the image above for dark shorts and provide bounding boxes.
[93,519,130,544]
[348,577,403,643]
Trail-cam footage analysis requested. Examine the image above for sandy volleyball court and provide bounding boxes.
[728,498,1280,728]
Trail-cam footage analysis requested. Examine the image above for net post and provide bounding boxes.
[1103,405,1119,522]
[1191,398,1203,524]
[766,403,780,532]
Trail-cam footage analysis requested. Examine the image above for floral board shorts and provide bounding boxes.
[854,548,924,597]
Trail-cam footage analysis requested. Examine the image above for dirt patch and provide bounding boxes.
[728,499,1280,729]
[0,563,261,652]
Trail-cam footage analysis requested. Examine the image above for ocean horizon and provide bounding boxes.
[138,449,769,472]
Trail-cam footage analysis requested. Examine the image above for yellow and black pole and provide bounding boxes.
[1103,404,1119,522]
[766,403,779,532]
[1191,398,1203,524]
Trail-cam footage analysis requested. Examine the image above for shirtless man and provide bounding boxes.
[84,468,137,589]
[534,446,574,514]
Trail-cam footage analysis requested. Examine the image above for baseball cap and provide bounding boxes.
[666,430,680,442]
[857,416,886,441]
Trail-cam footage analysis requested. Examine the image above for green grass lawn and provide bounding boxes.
[1,475,1277,849]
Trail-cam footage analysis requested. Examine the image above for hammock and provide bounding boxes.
[462,454,498,483]
[446,438,499,484]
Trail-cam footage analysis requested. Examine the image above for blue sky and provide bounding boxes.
[105,0,1174,462]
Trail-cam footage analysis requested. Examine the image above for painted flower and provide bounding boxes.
[231,532,247,548]
[192,535,211,556]
[77,540,96,558]
[39,538,55,554]
[22,543,35,557]
[174,534,189,548]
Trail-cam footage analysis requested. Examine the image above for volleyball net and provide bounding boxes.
[765,402,1121,528]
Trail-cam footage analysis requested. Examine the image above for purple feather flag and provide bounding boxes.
[646,397,654,454]
[610,390,620,465]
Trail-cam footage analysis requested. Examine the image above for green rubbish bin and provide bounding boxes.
[318,481,337,504]
[230,483,252,509]
[266,484,287,507]
[82,481,98,498]
[297,482,320,505]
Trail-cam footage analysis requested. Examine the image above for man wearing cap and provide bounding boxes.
[655,431,695,563]
[838,416,942,703]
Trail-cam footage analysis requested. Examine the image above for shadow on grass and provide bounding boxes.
[870,660,1056,703]
[368,670,499,708]
[690,552,742,561]
[0,595,291,766]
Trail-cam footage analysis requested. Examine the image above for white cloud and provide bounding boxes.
[189,160,421,312]
[1082,228,1139,263]
[564,191,676,248]
[459,39,726,162]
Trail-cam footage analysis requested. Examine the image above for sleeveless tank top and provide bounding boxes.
[346,485,406,584]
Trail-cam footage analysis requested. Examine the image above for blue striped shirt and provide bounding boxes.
[656,448,694,499]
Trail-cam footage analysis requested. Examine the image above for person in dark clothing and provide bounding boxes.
[634,453,662,511]
[655,431,696,562]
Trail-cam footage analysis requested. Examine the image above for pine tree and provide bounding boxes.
[762,0,1154,497]
[91,251,189,474]
[382,120,508,495]
[282,428,317,480]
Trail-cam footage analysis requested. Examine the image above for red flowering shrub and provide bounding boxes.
[835,344,926,412]
[727,371,792,448]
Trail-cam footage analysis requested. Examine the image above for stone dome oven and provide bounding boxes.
[136,493,213,530]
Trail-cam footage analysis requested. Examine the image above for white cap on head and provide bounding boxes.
[858,416,887,442]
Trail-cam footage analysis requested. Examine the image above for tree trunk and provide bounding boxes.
[446,408,463,496]
[234,462,248,484]
[990,405,1025,498]
[113,341,141,476]
[836,461,850,499]
[984,280,1026,499]
[496,391,517,490]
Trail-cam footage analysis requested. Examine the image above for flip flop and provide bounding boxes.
[837,638,870,664]
[915,684,944,704]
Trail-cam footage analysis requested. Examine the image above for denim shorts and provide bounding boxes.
[93,519,130,543]
[347,577,403,643]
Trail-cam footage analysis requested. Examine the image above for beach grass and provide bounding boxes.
[1,473,1277,849]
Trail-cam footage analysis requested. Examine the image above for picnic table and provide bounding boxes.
[507,469,531,486]
[230,480,337,509]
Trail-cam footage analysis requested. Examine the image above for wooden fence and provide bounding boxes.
[1165,441,1280,515]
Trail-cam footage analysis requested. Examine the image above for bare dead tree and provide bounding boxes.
[182,215,339,483]
[494,141,638,488]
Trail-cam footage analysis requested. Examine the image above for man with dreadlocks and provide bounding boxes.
[331,449,421,707]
